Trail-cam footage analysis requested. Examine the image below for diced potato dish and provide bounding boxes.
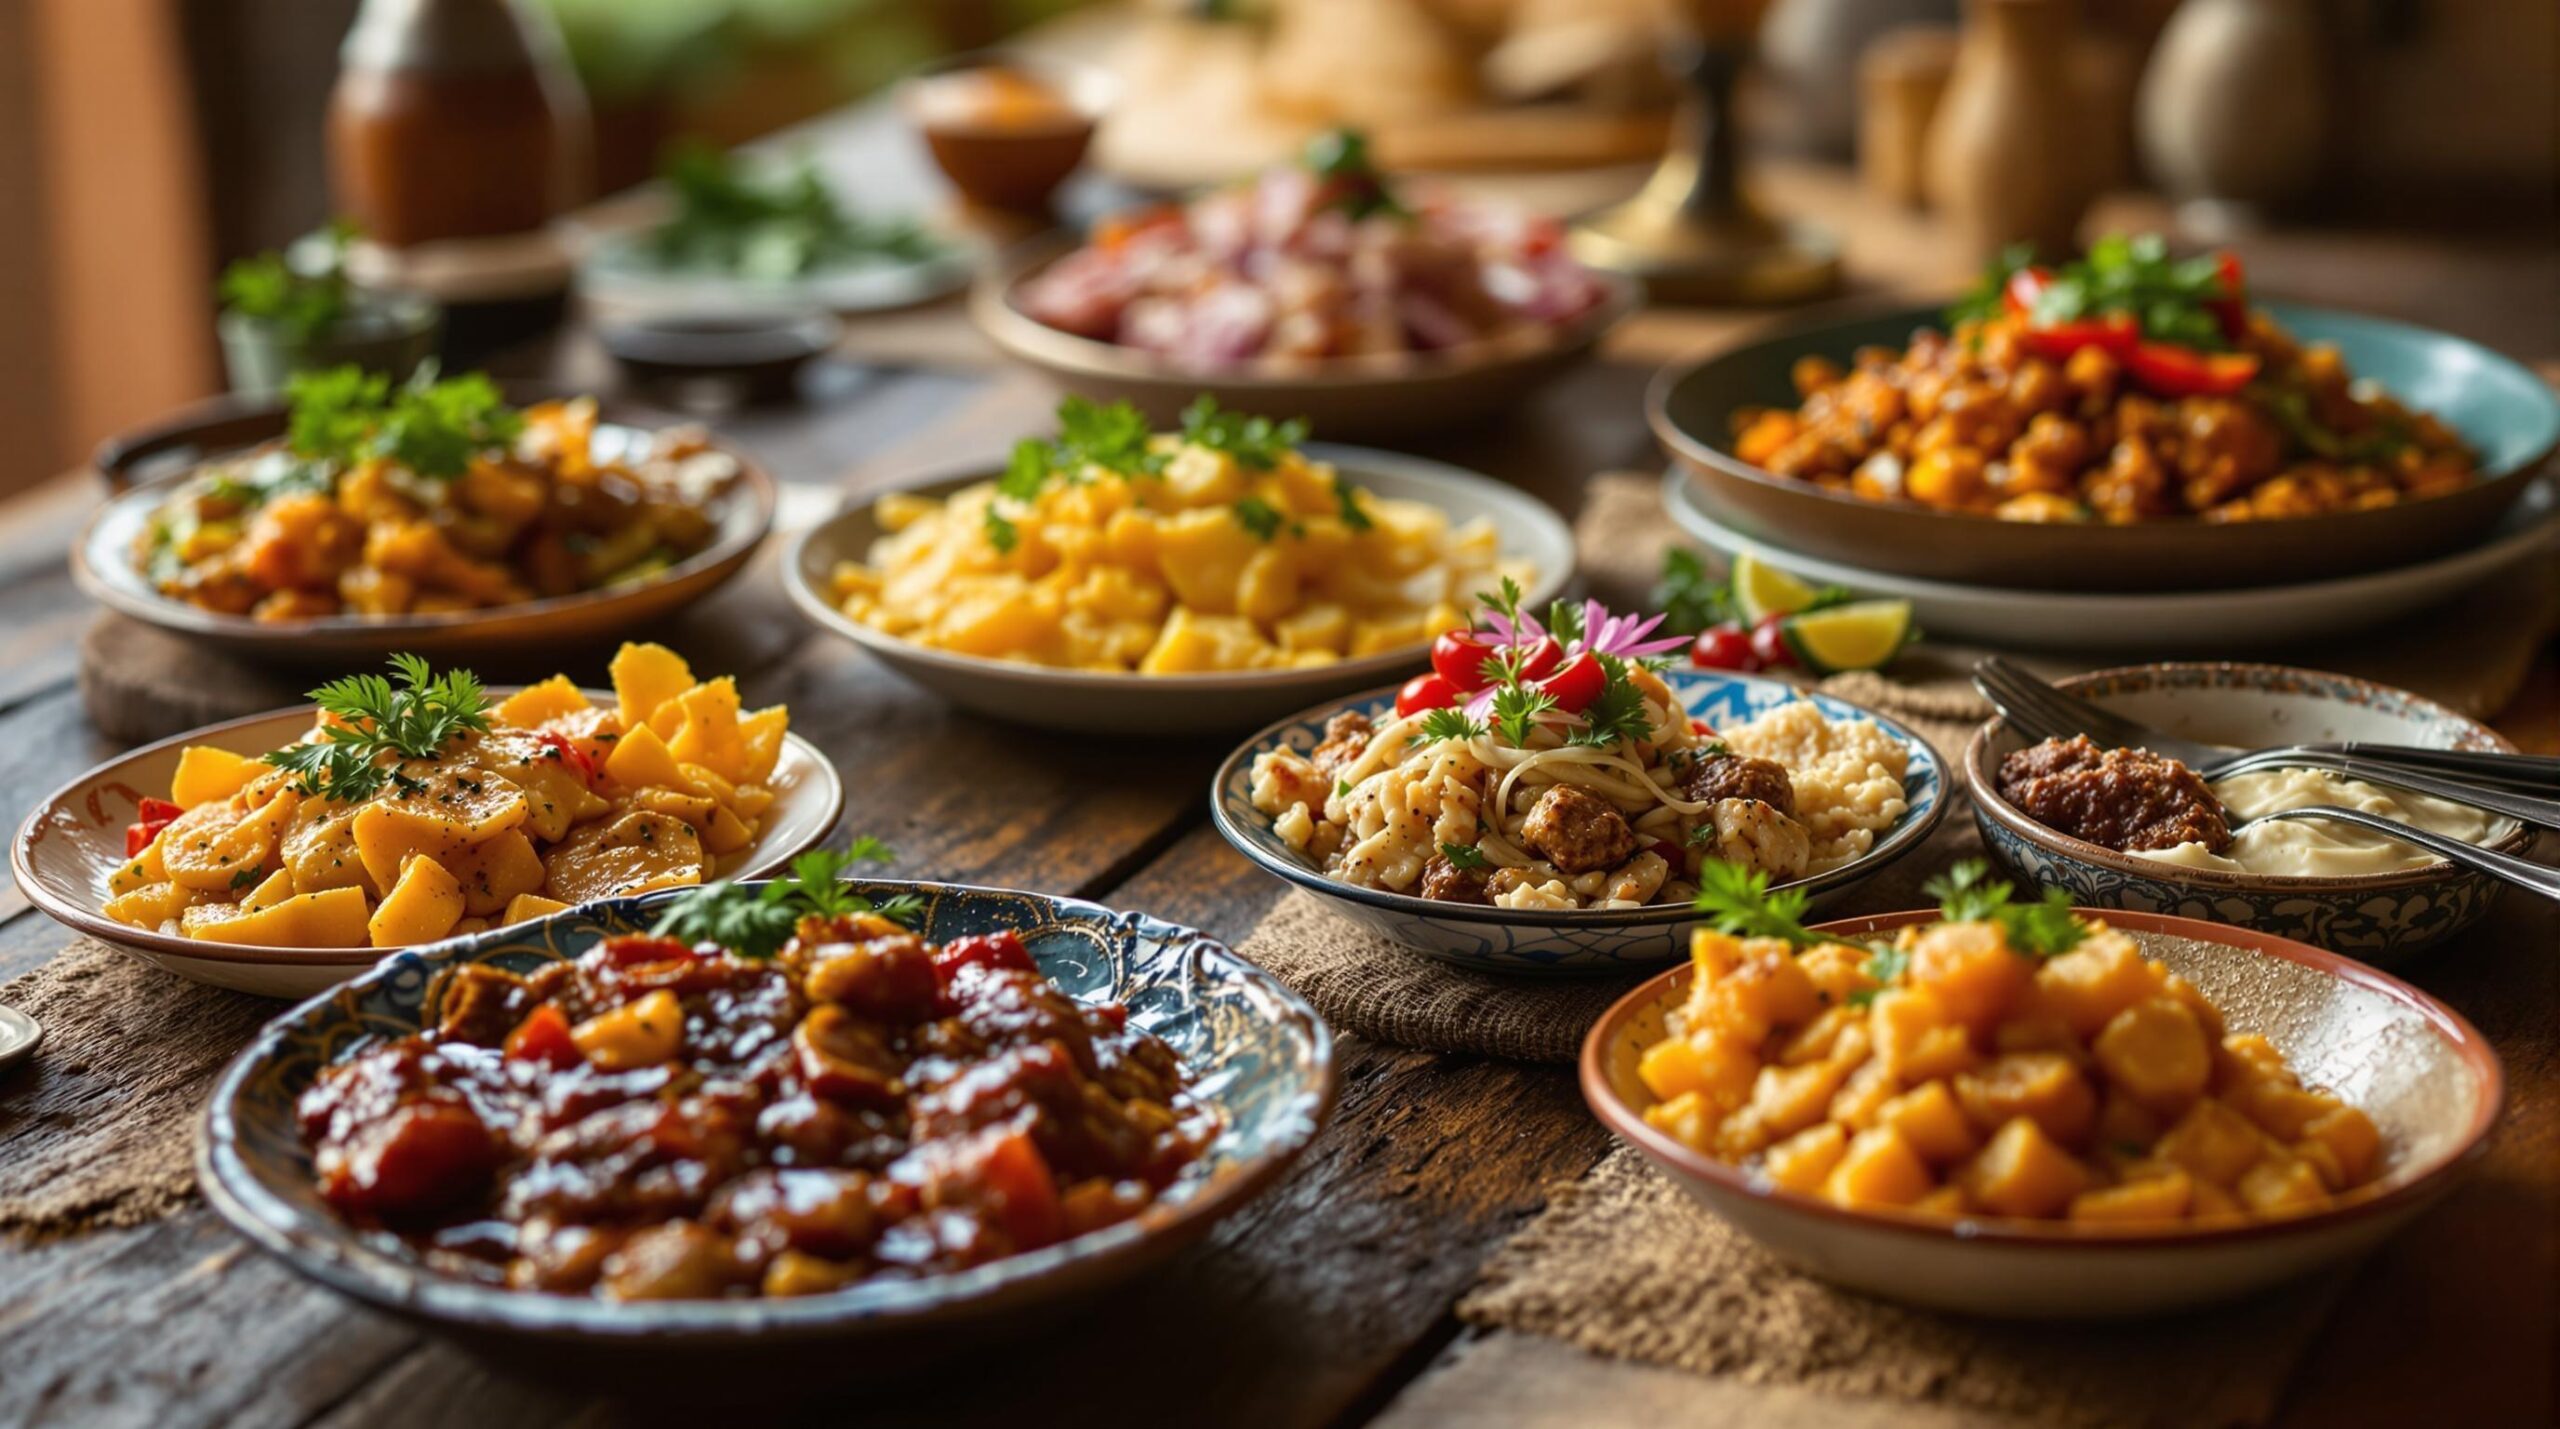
[830,400,1527,674]
[1637,916,2384,1228]
[104,642,788,950]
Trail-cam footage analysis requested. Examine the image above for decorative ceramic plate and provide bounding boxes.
[1210,669,1947,975]
[198,882,1334,1381]
[1651,300,2559,592]
[974,246,1640,441]
[1585,908,2502,1318]
[1664,468,2560,653]
[10,689,843,999]
[1963,662,2535,963]
[785,444,1577,736]
[576,228,979,318]
[75,394,778,667]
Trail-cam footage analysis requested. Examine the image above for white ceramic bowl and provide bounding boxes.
[1584,908,2503,1318]
[1211,671,1947,974]
[11,689,843,998]
[784,444,1577,736]
[1965,663,2535,962]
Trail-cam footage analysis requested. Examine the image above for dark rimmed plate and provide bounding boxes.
[1650,300,2559,592]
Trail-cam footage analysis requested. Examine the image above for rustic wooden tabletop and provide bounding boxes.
[0,74,2552,1429]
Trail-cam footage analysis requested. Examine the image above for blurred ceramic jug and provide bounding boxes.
[1922,0,2087,263]
[2137,0,2328,231]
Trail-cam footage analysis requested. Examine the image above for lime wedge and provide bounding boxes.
[1732,549,1823,624]
[1782,600,1914,674]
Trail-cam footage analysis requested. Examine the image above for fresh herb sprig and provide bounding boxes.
[648,841,918,959]
[1412,707,1489,745]
[1944,242,2037,329]
[1438,842,1488,871]
[1922,858,2089,958]
[1303,128,1407,222]
[220,221,361,341]
[1563,654,1652,749]
[647,144,937,278]
[1949,235,2236,350]
[1180,395,1307,470]
[1232,496,1287,541]
[985,397,1172,550]
[260,653,493,802]
[285,365,522,480]
[1690,862,1825,945]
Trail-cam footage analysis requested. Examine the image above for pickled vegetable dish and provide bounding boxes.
[1730,236,2476,523]
[134,367,735,621]
[104,643,790,949]
[1637,863,2384,1226]
[296,866,1217,1300]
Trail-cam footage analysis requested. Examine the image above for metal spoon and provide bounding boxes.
[2234,806,2560,901]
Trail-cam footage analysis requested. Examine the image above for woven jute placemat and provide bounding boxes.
[0,941,278,1240]
[1458,1147,2352,1429]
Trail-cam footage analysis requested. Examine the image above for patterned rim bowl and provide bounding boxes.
[1963,663,2537,963]
[1584,907,2503,1319]
[1209,670,1947,975]
[197,881,1337,1381]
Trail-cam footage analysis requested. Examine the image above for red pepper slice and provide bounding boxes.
[2125,343,2261,398]
[2206,252,2248,342]
[932,930,1036,986]
[536,729,599,787]
[124,798,187,858]
[2003,266,2139,360]
[137,797,185,824]
[502,1004,584,1070]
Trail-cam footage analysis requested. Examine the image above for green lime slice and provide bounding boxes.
[1732,549,1823,624]
[1782,600,1914,674]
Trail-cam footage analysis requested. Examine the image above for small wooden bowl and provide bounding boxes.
[1583,908,2502,1318]
[973,247,1639,441]
[77,389,777,667]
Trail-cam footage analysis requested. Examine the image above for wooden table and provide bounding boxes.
[0,87,2553,1429]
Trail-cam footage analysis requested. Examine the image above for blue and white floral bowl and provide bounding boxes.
[1965,663,2537,964]
[197,881,1335,1381]
[1210,670,1946,975]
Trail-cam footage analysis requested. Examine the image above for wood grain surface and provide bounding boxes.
[0,46,2554,1429]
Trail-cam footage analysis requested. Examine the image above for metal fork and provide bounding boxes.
[1973,657,2560,830]
[2234,806,2560,900]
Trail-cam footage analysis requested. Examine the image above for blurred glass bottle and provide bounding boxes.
[328,0,591,249]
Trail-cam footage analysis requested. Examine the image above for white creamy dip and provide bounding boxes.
[2138,767,2508,877]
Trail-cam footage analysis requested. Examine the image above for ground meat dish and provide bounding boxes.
[296,918,1217,1301]
[1417,854,1489,904]
[1731,313,2473,523]
[1308,710,1375,779]
[1680,752,1796,817]
[1997,735,2233,854]
[1519,784,1638,874]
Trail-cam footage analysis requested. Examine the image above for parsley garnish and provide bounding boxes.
[1651,549,1737,636]
[229,868,262,891]
[647,841,916,959]
[983,506,1020,554]
[1944,242,2037,328]
[1487,682,1556,747]
[1303,128,1408,221]
[1052,395,1164,477]
[1951,234,2234,350]
[259,653,493,802]
[1563,654,1653,749]
[1232,496,1286,541]
[1475,575,1528,628]
[645,143,937,278]
[1334,776,1354,799]
[1438,842,1488,871]
[220,220,359,341]
[284,364,522,480]
[1855,946,1912,1005]
[1333,479,1373,532]
[1691,862,1823,945]
[1179,395,1308,470]
[1412,707,1489,744]
[1921,858,2090,959]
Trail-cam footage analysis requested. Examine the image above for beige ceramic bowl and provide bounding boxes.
[784,444,1576,736]
[76,392,777,667]
[1583,908,2502,1319]
[10,688,843,999]
[972,246,1639,441]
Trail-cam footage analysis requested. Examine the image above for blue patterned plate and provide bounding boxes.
[1210,670,1945,974]
[197,882,1335,1373]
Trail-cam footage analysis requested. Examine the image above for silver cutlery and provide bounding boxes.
[2232,806,2560,900]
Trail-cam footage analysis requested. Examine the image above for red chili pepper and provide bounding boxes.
[1395,672,1462,718]
[123,798,186,857]
[2207,252,2248,342]
[1536,652,1607,713]
[2125,342,2261,398]
[972,1129,1065,1252]
[2004,265,2139,360]
[536,729,599,787]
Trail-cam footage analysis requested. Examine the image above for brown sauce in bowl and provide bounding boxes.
[1996,734,2233,854]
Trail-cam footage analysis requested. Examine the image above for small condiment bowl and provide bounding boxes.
[903,52,1114,216]
[1582,908,2503,1319]
[1210,672,1946,975]
[1963,663,2536,963]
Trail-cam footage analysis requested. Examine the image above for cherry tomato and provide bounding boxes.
[1395,672,1462,717]
[1689,623,1757,671]
[137,797,184,823]
[502,1005,584,1070]
[1536,652,1607,713]
[122,797,187,858]
[2125,343,2260,398]
[1749,613,1799,670]
[1429,629,1506,690]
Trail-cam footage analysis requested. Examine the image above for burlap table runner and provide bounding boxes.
[0,941,277,1240]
